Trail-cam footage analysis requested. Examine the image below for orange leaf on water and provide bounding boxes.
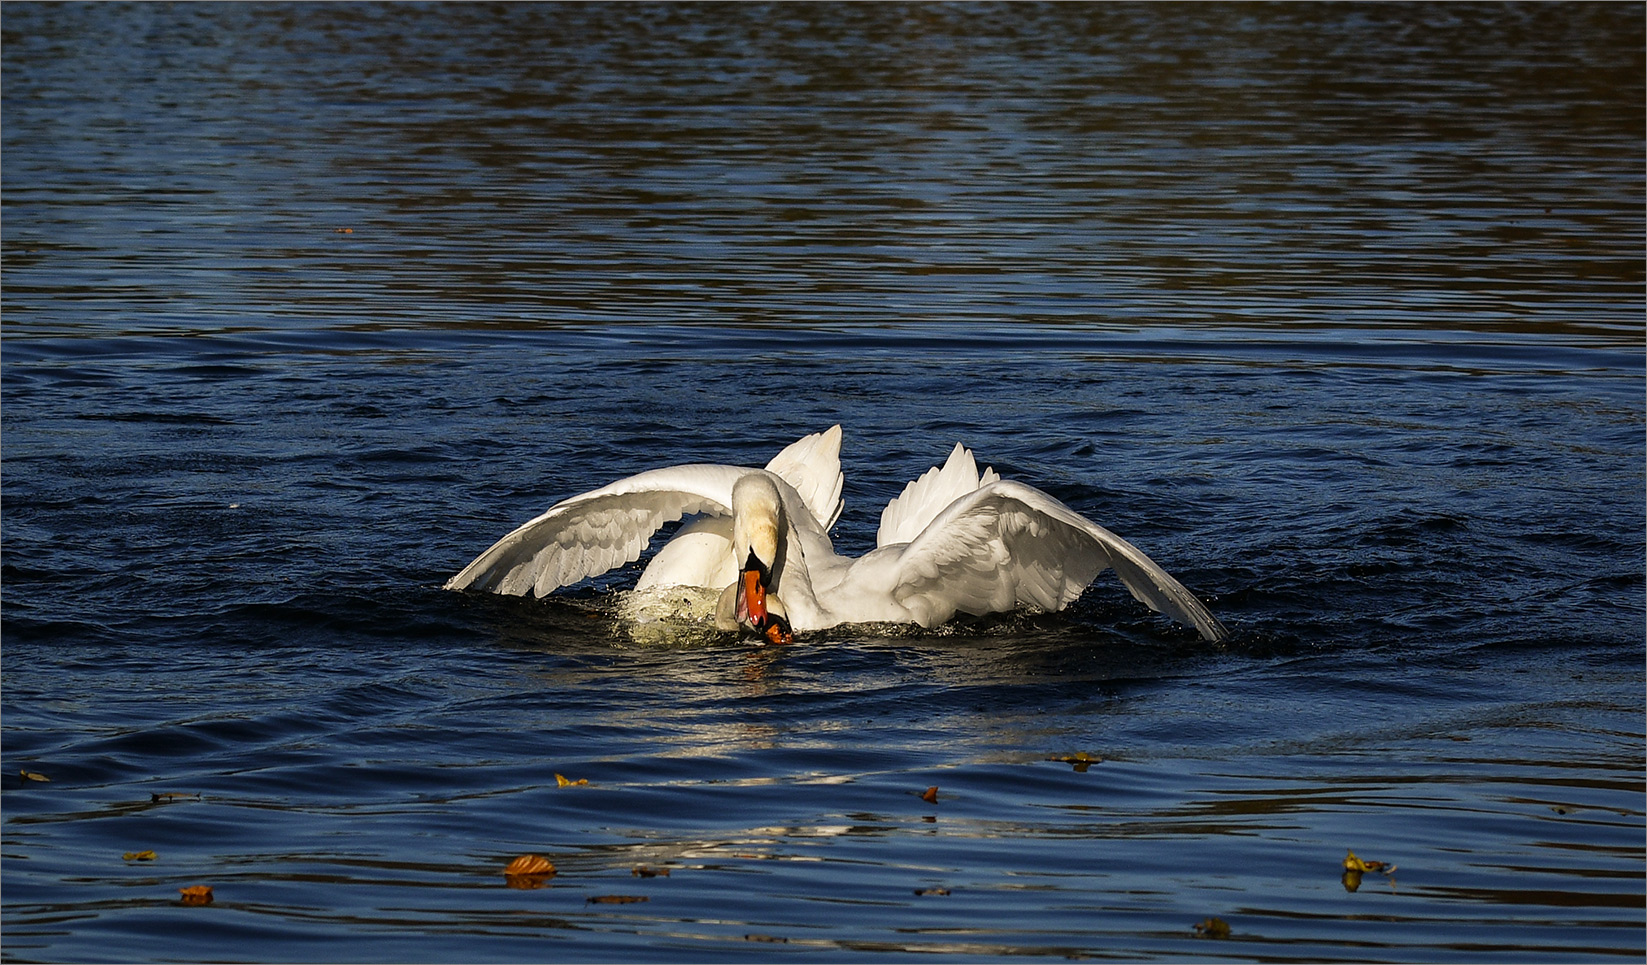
[504,854,556,877]
[919,786,939,803]
[178,885,214,905]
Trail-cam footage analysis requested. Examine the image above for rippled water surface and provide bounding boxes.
[3,4,1643,962]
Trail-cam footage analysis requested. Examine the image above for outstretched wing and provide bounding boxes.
[890,480,1228,641]
[444,464,751,597]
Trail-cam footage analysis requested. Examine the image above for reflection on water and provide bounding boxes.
[3,2,1643,963]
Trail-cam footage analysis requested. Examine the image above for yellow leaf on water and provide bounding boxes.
[122,850,157,862]
[555,773,588,787]
[178,885,213,906]
[1193,917,1231,939]
[1048,751,1104,772]
[19,770,50,783]
[1343,850,1396,875]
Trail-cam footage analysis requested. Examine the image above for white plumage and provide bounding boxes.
[445,426,1228,642]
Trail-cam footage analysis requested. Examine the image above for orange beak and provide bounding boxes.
[741,567,767,625]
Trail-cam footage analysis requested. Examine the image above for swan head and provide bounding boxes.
[727,473,793,645]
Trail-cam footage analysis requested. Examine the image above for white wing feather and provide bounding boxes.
[444,464,750,596]
[877,442,1000,547]
[765,424,845,530]
[890,480,1228,641]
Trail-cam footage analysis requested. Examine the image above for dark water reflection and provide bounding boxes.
[4,3,1644,963]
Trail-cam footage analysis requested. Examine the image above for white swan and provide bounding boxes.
[444,426,1228,643]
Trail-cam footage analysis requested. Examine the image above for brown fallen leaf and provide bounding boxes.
[913,887,950,896]
[178,885,214,906]
[587,894,648,904]
[122,850,157,862]
[1193,917,1231,939]
[631,866,670,878]
[920,786,939,804]
[19,770,50,783]
[555,773,588,787]
[504,854,556,877]
[1343,850,1396,875]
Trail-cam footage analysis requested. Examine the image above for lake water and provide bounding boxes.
[3,3,1643,962]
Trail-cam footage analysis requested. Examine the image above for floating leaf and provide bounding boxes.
[913,887,951,896]
[587,894,647,904]
[122,850,157,862]
[178,885,214,906]
[1193,917,1231,939]
[631,866,670,878]
[19,770,50,783]
[151,792,200,803]
[504,854,556,877]
[555,773,588,787]
[1048,751,1103,772]
[503,853,555,890]
[919,786,939,804]
[744,934,788,944]
[1343,850,1396,875]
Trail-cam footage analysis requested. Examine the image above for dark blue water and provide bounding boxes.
[3,4,1643,962]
